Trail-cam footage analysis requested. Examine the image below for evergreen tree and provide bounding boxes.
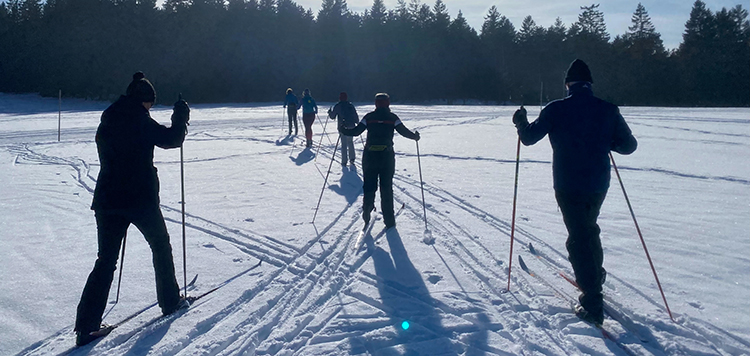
[480,6,516,102]
[0,0,747,106]
[570,3,609,42]
[568,3,615,101]
[611,3,671,105]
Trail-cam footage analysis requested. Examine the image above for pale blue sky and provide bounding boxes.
[294,0,746,50]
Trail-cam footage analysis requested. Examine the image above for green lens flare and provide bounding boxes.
[401,321,410,330]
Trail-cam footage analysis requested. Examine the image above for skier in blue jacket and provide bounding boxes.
[300,88,318,148]
[513,59,637,326]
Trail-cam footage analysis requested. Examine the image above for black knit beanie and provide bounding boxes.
[564,59,593,84]
[126,72,156,103]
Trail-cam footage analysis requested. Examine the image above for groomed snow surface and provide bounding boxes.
[1,93,748,356]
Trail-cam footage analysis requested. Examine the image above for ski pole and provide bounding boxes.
[315,112,331,161]
[416,139,427,230]
[179,93,188,297]
[317,113,333,145]
[507,136,521,292]
[312,135,341,224]
[114,232,127,304]
[610,152,674,322]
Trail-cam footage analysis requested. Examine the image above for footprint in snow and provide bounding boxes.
[424,272,442,284]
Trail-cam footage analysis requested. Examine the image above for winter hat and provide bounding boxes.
[286,88,293,95]
[126,72,156,103]
[564,59,593,84]
[339,92,348,101]
[375,93,390,109]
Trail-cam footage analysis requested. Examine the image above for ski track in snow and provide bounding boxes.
[3,100,748,356]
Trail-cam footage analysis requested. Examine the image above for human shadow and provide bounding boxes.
[275,134,294,146]
[290,147,314,166]
[359,228,459,355]
[328,166,363,205]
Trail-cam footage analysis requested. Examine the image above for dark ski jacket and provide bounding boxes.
[300,94,317,114]
[339,107,418,152]
[91,95,187,211]
[516,82,637,194]
[328,101,359,128]
[284,93,299,109]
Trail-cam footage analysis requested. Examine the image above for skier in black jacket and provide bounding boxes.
[339,93,419,228]
[74,72,191,346]
[513,59,637,325]
[328,92,359,167]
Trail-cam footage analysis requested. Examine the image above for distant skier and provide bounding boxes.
[283,88,299,135]
[339,93,419,228]
[74,72,191,346]
[328,92,359,167]
[300,88,318,148]
[512,59,637,326]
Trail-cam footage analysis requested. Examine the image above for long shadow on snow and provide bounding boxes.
[328,166,363,205]
[290,146,314,166]
[352,228,464,355]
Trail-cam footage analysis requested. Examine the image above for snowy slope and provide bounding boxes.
[1,93,748,356]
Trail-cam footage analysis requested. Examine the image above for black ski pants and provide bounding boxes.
[287,105,298,135]
[362,149,396,227]
[555,190,607,319]
[75,206,180,332]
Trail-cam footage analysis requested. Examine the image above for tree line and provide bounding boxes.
[0,0,748,106]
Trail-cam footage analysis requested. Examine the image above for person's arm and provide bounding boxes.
[328,103,338,120]
[339,120,366,136]
[394,115,420,140]
[611,108,637,155]
[150,120,186,149]
[514,106,551,146]
[152,99,189,149]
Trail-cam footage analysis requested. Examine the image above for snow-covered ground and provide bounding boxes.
[1,93,748,355]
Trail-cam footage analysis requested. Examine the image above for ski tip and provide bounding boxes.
[528,242,536,254]
[518,255,529,273]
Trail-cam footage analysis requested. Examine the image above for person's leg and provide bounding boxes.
[303,113,315,146]
[132,206,181,315]
[361,152,378,224]
[345,135,356,164]
[75,211,129,333]
[380,152,396,227]
[292,111,299,135]
[287,109,293,135]
[556,191,607,322]
[341,135,353,165]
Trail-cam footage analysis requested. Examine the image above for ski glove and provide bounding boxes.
[414,130,420,141]
[171,99,190,127]
[512,106,527,127]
